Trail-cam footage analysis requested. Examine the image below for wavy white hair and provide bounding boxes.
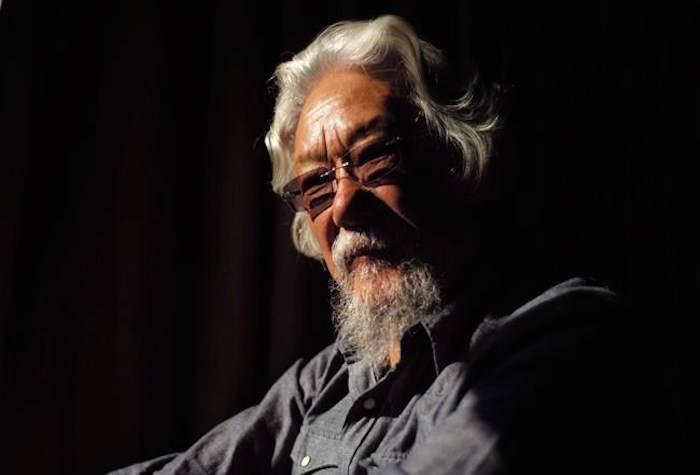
[265,15,499,259]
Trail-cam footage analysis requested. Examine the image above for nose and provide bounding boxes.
[331,175,365,229]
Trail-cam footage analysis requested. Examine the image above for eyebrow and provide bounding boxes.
[296,116,396,167]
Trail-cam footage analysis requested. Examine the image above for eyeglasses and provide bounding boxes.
[281,136,404,219]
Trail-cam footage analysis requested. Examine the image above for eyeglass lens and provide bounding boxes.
[283,137,402,219]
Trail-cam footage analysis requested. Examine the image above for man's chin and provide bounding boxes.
[348,255,382,273]
[347,261,404,301]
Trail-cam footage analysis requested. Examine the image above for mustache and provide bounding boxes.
[331,229,394,277]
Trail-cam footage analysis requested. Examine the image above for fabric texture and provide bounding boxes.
[108,278,640,474]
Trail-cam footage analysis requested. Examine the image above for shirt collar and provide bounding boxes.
[419,296,484,374]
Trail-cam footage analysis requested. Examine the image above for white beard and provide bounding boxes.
[330,230,442,369]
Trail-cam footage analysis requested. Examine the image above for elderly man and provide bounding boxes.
[111,15,636,475]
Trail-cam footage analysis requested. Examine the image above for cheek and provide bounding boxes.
[307,213,340,276]
[374,185,420,230]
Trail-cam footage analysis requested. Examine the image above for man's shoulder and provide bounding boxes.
[468,277,620,364]
[459,278,646,473]
[508,276,616,317]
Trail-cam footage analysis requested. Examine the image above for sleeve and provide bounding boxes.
[382,280,641,475]
[106,344,339,475]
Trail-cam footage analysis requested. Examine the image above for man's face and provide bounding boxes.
[293,68,452,295]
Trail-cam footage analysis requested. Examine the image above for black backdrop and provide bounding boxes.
[1,1,695,473]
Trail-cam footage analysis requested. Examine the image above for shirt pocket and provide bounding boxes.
[290,426,342,475]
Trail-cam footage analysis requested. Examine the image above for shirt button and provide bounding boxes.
[363,398,377,410]
[301,455,310,467]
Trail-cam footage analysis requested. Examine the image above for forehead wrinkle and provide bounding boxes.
[330,126,349,162]
[295,124,330,169]
[345,116,395,146]
[293,69,398,170]
[296,115,396,168]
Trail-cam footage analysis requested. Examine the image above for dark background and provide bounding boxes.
[1,1,695,473]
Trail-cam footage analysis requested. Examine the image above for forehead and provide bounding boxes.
[293,68,397,166]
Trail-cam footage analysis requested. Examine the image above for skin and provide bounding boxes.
[293,69,420,279]
[292,68,464,366]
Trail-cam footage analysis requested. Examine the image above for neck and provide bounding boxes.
[388,342,401,368]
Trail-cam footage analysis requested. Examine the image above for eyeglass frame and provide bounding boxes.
[280,135,406,219]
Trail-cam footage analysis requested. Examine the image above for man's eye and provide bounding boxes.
[299,168,333,193]
[358,142,401,179]
[361,157,398,183]
[307,192,333,210]
[356,142,395,164]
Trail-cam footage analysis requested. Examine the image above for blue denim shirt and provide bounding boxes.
[109,278,634,474]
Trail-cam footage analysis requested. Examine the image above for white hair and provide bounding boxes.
[265,15,499,259]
